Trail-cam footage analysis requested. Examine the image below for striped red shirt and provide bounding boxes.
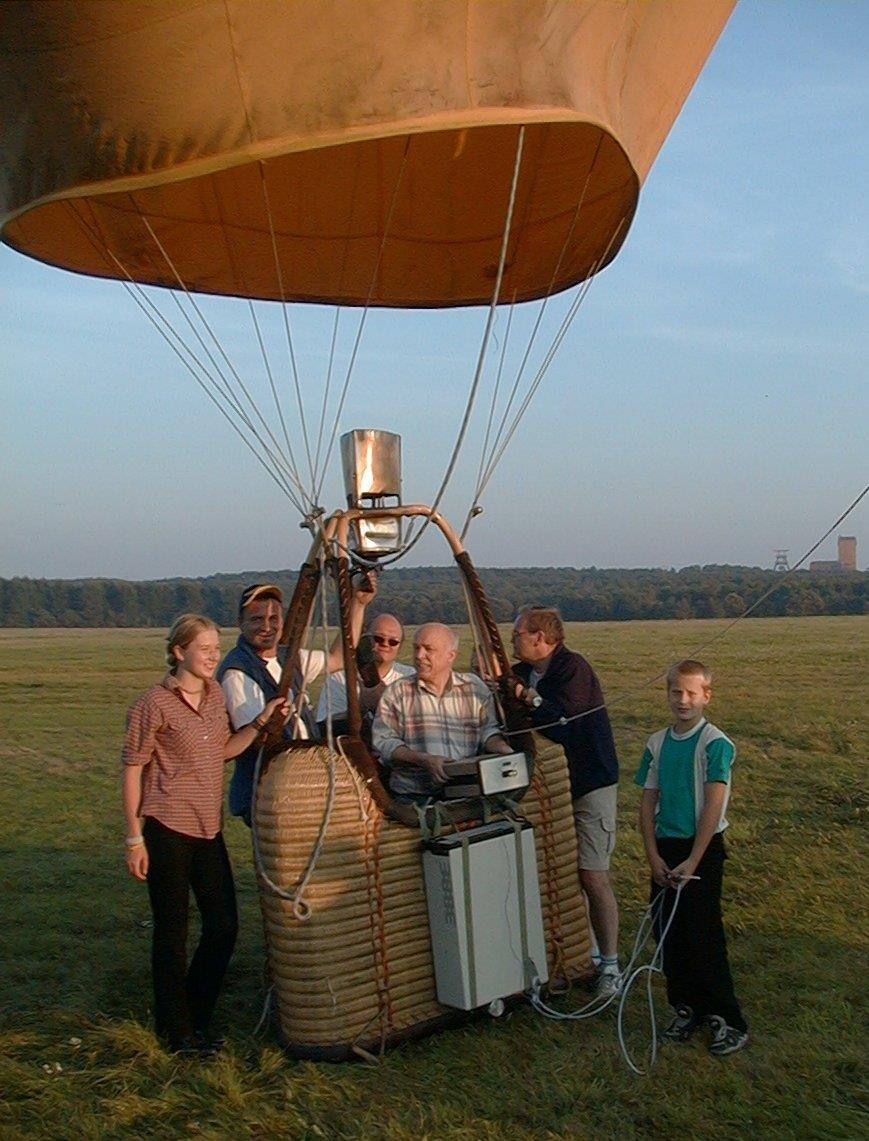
[123,674,232,839]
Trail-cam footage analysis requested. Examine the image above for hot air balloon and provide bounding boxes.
[0,0,735,1058]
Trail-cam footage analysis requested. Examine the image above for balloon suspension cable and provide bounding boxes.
[312,151,365,483]
[258,161,317,493]
[312,305,343,490]
[385,125,527,566]
[464,241,627,538]
[137,214,317,511]
[133,211,309,499]
[462,137,607,538]
[502,480,869,739]
[63,201,311,514]
[313,135,413,507]
[476,216,626,499]
[247,294,303,492]
[127,275,305,510]
[470,293,517,524]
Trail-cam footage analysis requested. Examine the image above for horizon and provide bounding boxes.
[2,551,864,584]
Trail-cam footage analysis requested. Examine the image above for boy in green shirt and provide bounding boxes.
[635,659,748,1056]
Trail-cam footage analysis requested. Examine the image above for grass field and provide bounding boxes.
[0,617,866,1139]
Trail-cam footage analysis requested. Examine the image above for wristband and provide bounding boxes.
[125,835,145,848]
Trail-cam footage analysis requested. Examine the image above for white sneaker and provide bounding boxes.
[707,1015,749,1056]
[595,967,622,997]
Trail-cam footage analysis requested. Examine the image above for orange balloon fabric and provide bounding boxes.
[0,0,734,306]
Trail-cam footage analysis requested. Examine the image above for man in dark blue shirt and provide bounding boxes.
[512,605,621,994]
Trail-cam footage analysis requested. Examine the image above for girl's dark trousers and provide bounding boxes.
[143,817,238,1045]
[651,832,747,1032]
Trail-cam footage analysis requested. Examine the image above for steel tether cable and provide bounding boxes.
[501,480,869,738]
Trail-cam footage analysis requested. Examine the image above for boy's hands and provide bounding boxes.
[647,853,700,887]
[649,853,671,887]
[666,858,699,885]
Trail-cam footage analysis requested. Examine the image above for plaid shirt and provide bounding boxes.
[373,671,501,797]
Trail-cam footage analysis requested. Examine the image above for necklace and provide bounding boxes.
[177,683,204,696]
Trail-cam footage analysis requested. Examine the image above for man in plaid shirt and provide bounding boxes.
[372,622,512,803]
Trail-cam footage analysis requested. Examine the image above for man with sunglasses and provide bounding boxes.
[316,613,414,740]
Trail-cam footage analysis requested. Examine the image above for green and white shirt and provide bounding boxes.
[634,718,735,839]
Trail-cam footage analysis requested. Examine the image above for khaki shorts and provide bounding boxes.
[572,783,618,872]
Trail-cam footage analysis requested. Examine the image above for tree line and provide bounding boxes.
[1,565,865,628]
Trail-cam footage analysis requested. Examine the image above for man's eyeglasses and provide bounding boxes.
[372,635,401,647]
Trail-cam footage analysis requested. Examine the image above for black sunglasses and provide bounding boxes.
[372,634,401,647]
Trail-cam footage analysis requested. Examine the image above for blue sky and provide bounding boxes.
[2,1,866,579]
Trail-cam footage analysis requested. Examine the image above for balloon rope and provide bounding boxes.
[351,125,528,570]
[464,136,606,537]
[501,480,869,737]
[471,295,517,520]
[124,279,306,509]
[247,296,304,494]
[388,125,528,565]
[258,162,317,495]
[313,135,414,506]
[162,285,308,502]
[138,215,316,510]
[62,201,310,513]
[312,306,342,490]
[312,149,364,484]
[474,216,627,506]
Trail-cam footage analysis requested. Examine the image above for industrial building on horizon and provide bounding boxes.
[808,535,858,574]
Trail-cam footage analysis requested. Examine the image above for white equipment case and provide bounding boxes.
[422,819,548,1010]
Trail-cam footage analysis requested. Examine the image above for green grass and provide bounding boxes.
[0,618,866,1139]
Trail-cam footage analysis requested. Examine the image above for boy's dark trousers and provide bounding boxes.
[651,832,747,1032]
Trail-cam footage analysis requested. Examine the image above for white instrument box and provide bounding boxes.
[422,819,548,1010]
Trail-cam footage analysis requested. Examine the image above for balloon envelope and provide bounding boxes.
[0,0,734,306]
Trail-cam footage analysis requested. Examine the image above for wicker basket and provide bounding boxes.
[254,737,591,1059]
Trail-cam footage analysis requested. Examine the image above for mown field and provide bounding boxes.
[0,617,866,1140]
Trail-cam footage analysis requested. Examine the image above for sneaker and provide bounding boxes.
[595,966,622,997]
[707,1015,749,1056]
[168,1035,207,1059]
[193,1029,223,1056]
[661,1005,701,1043]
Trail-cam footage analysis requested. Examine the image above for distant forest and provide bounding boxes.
[1,566,865,628]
